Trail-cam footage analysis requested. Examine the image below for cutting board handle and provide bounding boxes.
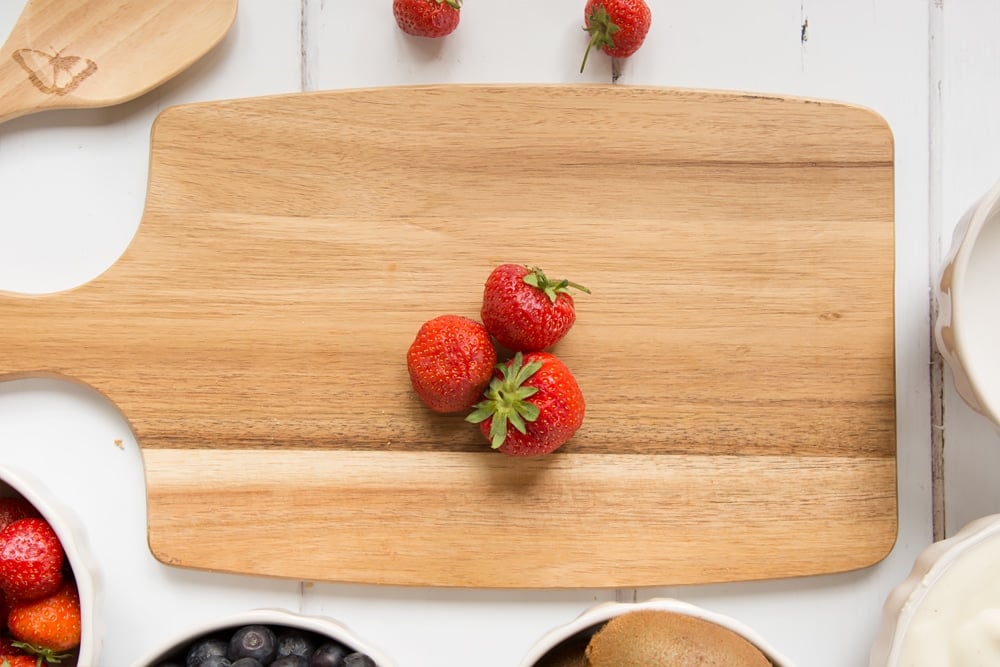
[0,287,108,387]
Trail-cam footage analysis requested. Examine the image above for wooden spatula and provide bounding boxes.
[0,0,237,124]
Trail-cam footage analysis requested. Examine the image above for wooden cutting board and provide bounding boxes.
[0,84,897,588]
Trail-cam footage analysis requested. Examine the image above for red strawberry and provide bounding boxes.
[0,637,30,659]
[580,0,652,72]
[0,636,34,667]
[407,315,497,413]
[0,499,40,533]
[0,519,64,602]
[7,581,81,654]
[393,0,461,38]
[480,265,589,353]
[466,352,586,456]
[0,655,36,667]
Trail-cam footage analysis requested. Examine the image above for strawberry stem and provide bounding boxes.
[581,4,621,73]
[10,641,72,665]
[466,353,543,449]
[522,266,590,303]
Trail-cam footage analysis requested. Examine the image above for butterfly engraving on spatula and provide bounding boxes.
[11,48,98,96]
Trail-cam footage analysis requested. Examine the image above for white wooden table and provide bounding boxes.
[0,1,995,665]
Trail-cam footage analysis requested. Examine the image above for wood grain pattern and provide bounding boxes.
[0,84,896,587]
[0,0,236,123]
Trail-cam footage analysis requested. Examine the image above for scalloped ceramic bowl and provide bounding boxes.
[132,607,396,667]
[518,597,793,667]
[0,464,103,666]
[935,178,1000,429]
[871,513,1000,666]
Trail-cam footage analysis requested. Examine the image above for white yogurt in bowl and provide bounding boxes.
[872,514,1000,666]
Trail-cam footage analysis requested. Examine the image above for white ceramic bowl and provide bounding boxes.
[935,178,1000,428]
[0,464,103,667]
[871,513,1000,666]
[518,597,793,667]
[131,607,396,667]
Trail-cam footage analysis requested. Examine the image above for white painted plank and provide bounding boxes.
[936,0,1000,536]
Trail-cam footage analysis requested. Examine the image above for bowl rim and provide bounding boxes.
[870,512,1000,665]
[129,606,396,667]
[947,177,1000,426]
[0,463,103,667]
[516,596,794,667]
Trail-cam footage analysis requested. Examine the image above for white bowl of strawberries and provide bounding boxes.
[0,464,101,667]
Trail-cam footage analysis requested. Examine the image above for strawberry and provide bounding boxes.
[580,0,652,72]
[393,0,461,38]
[0,519,64,602]
[0,655,36,667]
[0,637,35,667]
[0,499,40,533]
[7,581,80,654]
[466,352,586,456]
[407,315,497,413]
[480,265,589,353]
[0,637,30,658]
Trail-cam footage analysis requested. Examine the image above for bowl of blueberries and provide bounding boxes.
[133,607,394,667]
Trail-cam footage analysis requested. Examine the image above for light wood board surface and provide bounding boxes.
[0,84,896,588]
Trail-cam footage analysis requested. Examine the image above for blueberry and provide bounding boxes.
[309,641,348,667]
[228,625,277,663]
[187,638,229,667]
[193,658,232,667]
[271,657,309,667]
[230,659,263,667]
[276,630,316,660]
[343,654,376,667]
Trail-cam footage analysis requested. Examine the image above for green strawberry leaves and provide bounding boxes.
[10,641,71,666]
[581,4,621,72]
[521,266,590,304]
[466,353,544,449]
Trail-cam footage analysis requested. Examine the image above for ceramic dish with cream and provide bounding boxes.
[871,513,1000,666]
[132,607,396,667]
[935,177,1000,429]
[0,464,102,666]
[519,597,793,667]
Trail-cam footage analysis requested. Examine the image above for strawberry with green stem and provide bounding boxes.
[467,352,586,457]
[394,0,462,38]
[480,264,590,353]
[7,581,81,658]
[580,0,652,73]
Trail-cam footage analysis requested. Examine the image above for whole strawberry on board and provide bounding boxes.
[466,352,586,457]
[7,580,81,657]
[580,0,652,73]
[394,0,462,38]
[0,518,64,603]
[407,314,498,413]
[480,264,590,353]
